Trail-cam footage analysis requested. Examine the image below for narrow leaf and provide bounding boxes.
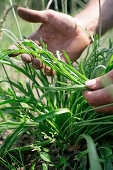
[78,134,102,170]
[34,108,70,122]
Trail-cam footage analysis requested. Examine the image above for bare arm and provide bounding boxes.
[75,0,113,35]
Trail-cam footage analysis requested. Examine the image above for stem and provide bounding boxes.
[1,28,18,41]
[61,0,64,13]
[36,84,87,91]
[64,0,67,14]
[41,0,45,10]
[9,140,52,152]
[30,23,34,32]
[46,0,53,10]
[2,64,16,96]
[54,0,58,11]
[99,0,102,40]
[2,30,16,42]
[9,0,22,39]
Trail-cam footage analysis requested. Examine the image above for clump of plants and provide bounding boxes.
[1,0,113,169]
[0,37,113,169]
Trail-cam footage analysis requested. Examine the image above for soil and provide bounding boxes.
[0,130,81,169]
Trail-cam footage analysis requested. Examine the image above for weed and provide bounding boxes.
[0,3,17,40]
[0,37,113,169]
[0,0,113,169]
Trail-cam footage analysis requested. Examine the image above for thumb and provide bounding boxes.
[85,70,113,90]
[17,7,48,23]
[85,78,101,90]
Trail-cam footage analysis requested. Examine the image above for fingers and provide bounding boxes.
[44,66,55,76]
[85,70,113,90]
[17,7,48,23]
[7,44,20,57]
[21,54,55,76]
[83,87,113,113]
[21,56,54,76]
[83,84,113,107]
[93,105,113,114]
[21,55,55,76]
[8,41,55,76]
[83,71,113,113]
[17,7,77,35]
[85,78,102,90]
[32,58,44,70]
[21,53,32,63]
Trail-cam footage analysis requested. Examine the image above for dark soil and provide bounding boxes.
[0,131,81,169]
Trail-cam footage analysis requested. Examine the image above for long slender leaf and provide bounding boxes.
[34,108,70,122]
[0,124,24,155]
[78,134,102,170]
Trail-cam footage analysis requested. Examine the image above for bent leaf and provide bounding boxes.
[34,108,70,122]
[78,134,102,170]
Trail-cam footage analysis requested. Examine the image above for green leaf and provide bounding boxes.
[0,124,24,155]
[0,111,6,122]
[34,108,70,122]
[40,152,51,162]
[104,63,113,74]
[104,158,113,170]
[59,157,67,166]
[63,51,71,66]
[78,134,102,170]
[42,162,48,170]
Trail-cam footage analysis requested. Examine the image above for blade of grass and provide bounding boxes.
[0,124,24,155]
[78,134,102,170]
[34,108,70,122]
[9,0,22,39]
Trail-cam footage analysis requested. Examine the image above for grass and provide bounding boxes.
[0,0,113,169]
[0,36,113,169]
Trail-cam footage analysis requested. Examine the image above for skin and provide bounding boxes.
[77,0,113,113]
[83,70,113,113]
[9,8,91,74]
[9,0,113,113]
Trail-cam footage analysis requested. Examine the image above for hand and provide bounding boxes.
[83,70,113,113]
[8,7,91,76]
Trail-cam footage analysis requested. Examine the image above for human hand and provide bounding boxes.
[83,70,113,113]
[8,7,91,76]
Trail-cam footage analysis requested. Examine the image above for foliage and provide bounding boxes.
[0,37,113,169]
[0,0,113,169]
[0,0,88,16]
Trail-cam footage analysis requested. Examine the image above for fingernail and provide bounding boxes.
[85,79,96,87]
[32,58,44,70]
[21,53,32,63]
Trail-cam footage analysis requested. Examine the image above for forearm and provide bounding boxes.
[75,0,113,36]
[98,0,113,35]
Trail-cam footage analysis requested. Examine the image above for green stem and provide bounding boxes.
[9,140,52,152]
[41,0,45,10]
[2,64,16,95]
[36,84,87,91]
[61,0,64,13]
[9,0,22,39]
[99,0,102,40]
[64,0,67,14]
